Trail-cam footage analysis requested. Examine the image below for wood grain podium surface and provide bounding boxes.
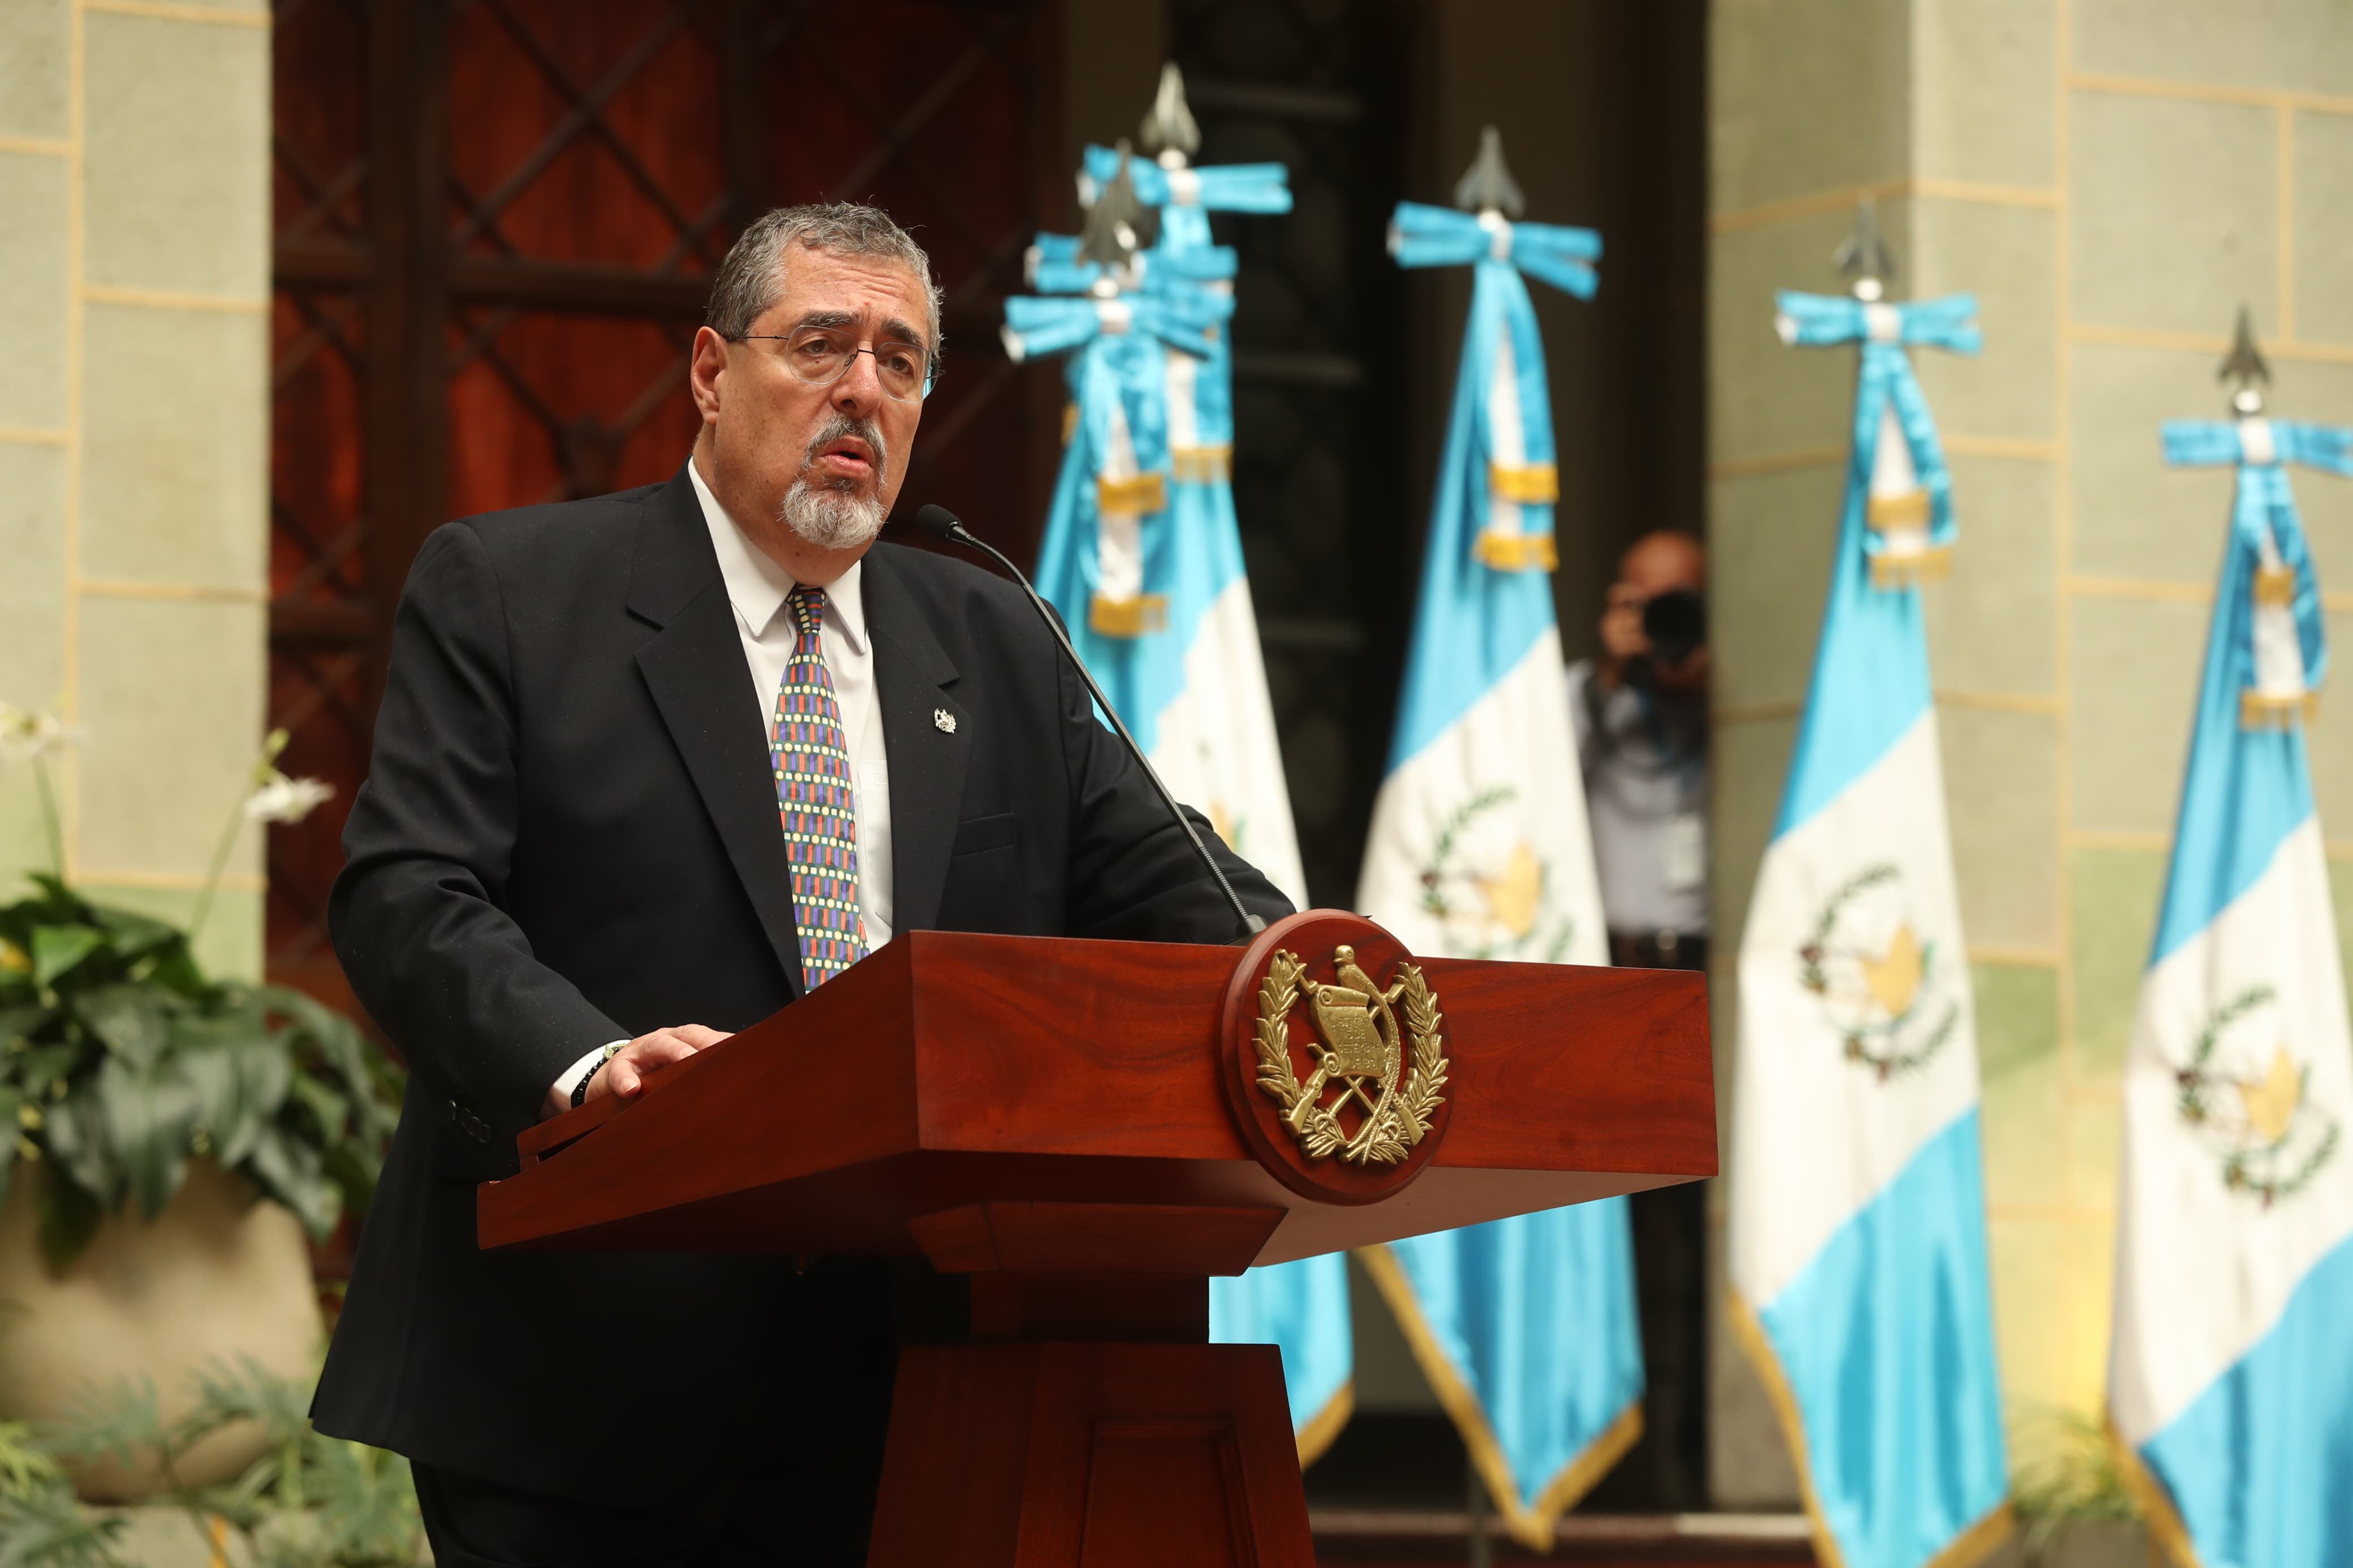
[479,928,1715,1263]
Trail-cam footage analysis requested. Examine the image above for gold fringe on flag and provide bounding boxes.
[2240,689,2318,730]
[1088,593,1167,638]
[1868,543,1953,589]
[1726,1288,2014,1568]
[2103,1415,2202,1568]
[1061,402,1078,447]
[1358,1244,1641,1550]
[1473,532,1559,573]
[1294,1378,1355,1469]
[1171,444,1233,483]
[1096,472,1167,515]
[1488,461,1559,504]
[1865,489,1949,586]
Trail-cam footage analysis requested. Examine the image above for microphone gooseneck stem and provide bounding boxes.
[935,519,1266,939]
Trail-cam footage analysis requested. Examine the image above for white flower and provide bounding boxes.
[0,703,81,765]
[243,773,335,824]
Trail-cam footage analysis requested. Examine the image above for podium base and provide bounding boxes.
[867,1341,1314,1568]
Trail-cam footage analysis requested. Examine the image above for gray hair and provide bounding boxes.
[705,203,945,359]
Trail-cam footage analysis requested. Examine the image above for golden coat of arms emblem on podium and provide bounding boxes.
[1250,943,1451,1166]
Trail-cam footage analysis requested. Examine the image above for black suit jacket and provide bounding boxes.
[312,466,1291,1498]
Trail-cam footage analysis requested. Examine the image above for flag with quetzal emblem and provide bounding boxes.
[1022,105,1342,1460]
[2108,379,2353,1568]
[1356,183,1608,970]
[1355,133,1639,1548]
[1728,283,2011,1568]
[1027,145,1307,905]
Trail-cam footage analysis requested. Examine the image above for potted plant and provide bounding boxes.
[0,704,401,1498]
[0,1355,426,1566]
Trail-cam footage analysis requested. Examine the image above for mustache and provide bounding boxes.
[803,412,887,481]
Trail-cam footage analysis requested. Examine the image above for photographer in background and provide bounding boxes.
[1566,528,1710,1508]
[1567,530,1709,969]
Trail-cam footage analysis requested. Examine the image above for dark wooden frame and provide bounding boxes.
[267,0,1066,980]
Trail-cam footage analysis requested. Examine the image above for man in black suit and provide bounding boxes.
[313,202,1291,1566]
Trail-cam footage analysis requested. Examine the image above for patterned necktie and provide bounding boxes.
[772,584,868,986]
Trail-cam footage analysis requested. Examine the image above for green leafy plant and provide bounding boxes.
[0,875,399,1270]
[2010,1407,2141,1565]
[0,1417,127,1567]
[0,1360,424,1568]
[0,706,399,1268]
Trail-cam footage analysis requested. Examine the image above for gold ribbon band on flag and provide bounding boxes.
[1868,543,1953,589]
[1473,532,1559,572]
[1171,444,1232,483]
[1088,593,1167,638]
[1096,472,1167,515]
[1867,489,1932,527]
[2241,690,2318,731]
[2253,563,2297,606]
[1489,461,1559,504]
[1867,488,1946,586]
[1359,1244,1641,1550]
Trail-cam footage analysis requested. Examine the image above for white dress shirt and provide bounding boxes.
[549,463,897,1108]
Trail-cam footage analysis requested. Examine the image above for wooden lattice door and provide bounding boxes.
[268,0,1057,1003]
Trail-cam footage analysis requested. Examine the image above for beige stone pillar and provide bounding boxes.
[1708,0,2353,1506]
[0,0,269,980]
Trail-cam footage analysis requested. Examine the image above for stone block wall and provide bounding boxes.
[1708,0,2353,1504]
[0,0,271,980]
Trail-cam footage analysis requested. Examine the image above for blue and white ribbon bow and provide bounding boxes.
[1079,144,1291,254]
[1775,291,1980,586]
[1000,287,1225,638]
[1388,201,1600,299]
[1387,201,1600,572]
[2162,416,2349,727]
[999,289,1222,366]
[1025,231,1236,300]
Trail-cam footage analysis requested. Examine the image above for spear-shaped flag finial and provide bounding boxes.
[1451,126,1525,220]
[1137,62,1201,163]
[1834,195,1897,300]
[1077,138,1156,277]
[2220,305,2271,415]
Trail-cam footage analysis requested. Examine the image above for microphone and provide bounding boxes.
[911,503,1266,939]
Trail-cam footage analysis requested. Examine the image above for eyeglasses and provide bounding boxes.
[735,324,938,402]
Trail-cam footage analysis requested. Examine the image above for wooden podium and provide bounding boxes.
[479,912,1714,1566]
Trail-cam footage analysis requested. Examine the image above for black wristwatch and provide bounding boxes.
[570,1043,625,1108]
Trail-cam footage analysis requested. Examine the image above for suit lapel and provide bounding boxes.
[862,548,969,933]
[627,468,806,996]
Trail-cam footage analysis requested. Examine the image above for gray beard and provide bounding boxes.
[780,413,890,550]
[780,479,887,551]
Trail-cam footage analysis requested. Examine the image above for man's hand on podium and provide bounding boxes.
[540,1025,732,1121]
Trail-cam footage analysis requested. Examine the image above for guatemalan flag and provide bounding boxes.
[1023,140,1350,1459]
[1728,287,2012,1568]
[1355,191,1642,1547]
[2108,403,2353,1568]
[1052,142,1307,902]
